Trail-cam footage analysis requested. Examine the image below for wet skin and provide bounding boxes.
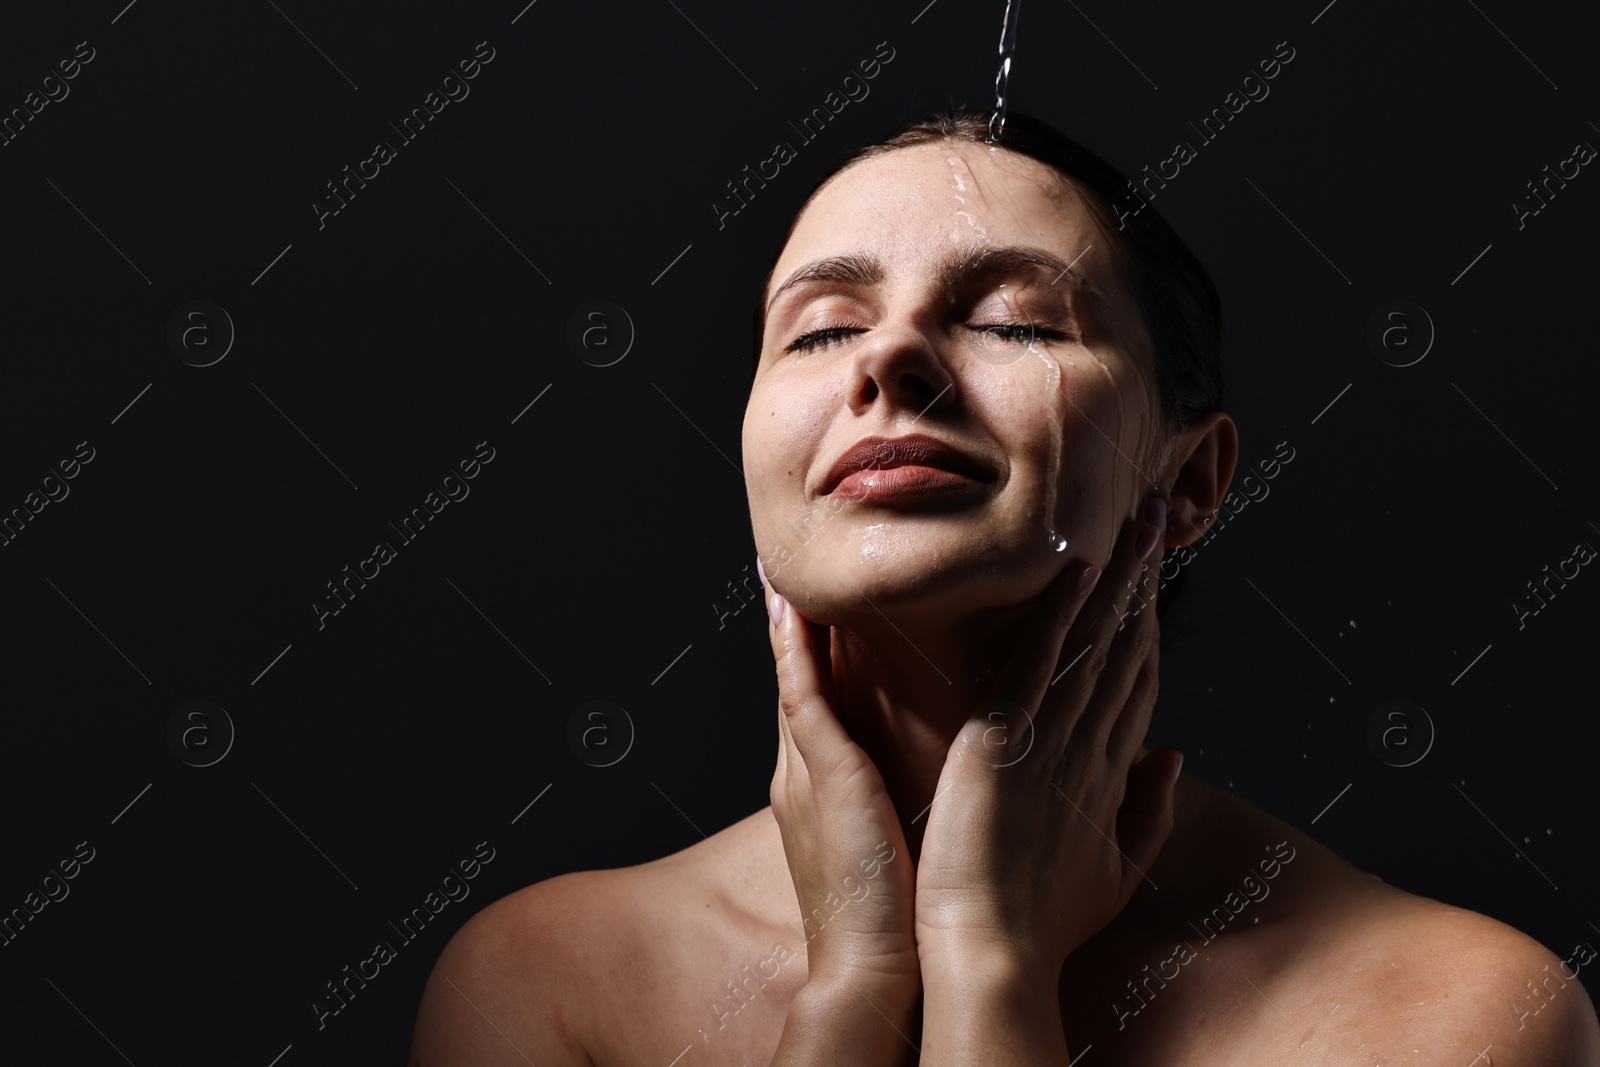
[408,142,1600,1067]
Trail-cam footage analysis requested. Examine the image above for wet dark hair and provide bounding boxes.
[750,107,1226,631]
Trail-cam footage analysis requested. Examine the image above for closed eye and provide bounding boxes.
[785,326,866,353]
[971,324,1072,343]
[785,322,1072,354]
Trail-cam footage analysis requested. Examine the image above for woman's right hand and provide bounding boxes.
[761,562,921,1006]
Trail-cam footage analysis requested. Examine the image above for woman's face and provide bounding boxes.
[744,141,1170,625]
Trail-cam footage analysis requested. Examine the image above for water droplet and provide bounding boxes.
[1028,305,1069,554]
[946,156,988,239]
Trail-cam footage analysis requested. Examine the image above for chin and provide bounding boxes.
[767,541,1048,628]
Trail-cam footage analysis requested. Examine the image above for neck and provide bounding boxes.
[829,602,1037,861]
[826,606,1211,872]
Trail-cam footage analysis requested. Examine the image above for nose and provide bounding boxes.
[845,319,957,420]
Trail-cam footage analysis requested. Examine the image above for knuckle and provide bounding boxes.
[1109,769,1129,810]
[1133,667,1159,706]
[771,634,797,674]
[777,685,808,719]
[1130,621,1156,663]
[1084,641,1111,677]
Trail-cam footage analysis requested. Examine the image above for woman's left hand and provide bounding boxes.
[913,492,1184,987]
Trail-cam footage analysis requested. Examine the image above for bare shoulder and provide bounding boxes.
[1128,779,1600,1064]
[1319,891,1600,1065]
[407,810,784,1067]
[406,869,617,1067]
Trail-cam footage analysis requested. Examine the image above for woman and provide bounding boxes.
[408,110,1600,1066]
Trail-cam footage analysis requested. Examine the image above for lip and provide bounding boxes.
[820,433,996,498]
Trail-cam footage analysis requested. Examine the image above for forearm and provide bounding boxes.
[919,953,1067,1066]
[770,976,920,1066]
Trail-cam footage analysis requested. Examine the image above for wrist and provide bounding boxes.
[930,951,1058,1009]
[920,933,1060,994]
[918,947,1067,1065]
[796,964,920,1019]
[781,974,920,1063]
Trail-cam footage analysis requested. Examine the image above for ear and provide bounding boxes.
[1160,411,1237,551]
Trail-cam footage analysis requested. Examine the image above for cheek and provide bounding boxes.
[745,385,825,501]
[1025,352,1139,551]
[777,378,839,448]
[991,351,1120,458]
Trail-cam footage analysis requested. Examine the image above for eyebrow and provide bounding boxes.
[764,243,1103,315]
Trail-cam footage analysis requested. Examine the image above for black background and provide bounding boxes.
[1,0,1597,1062]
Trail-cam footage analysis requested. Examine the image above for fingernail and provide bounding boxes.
[1076,563,1101,596]
[1170,751,1185,785]
[768,592,786,628]
[1136,522,1160,561]
[757,555,768,586]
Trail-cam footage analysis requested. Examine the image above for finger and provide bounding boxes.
[1100,559,1164,767]
[1037,494,1165,755]
[1104,564,1161,768]
[774,673,790,782]
[760,558,806,786]
[1114,747,1182,897]
[1075,562,1160,765]
[759,559,791,784]
[977,556,1103,754]
[764,580,848,780]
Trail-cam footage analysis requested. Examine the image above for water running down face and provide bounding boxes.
[743,141,1174,628]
